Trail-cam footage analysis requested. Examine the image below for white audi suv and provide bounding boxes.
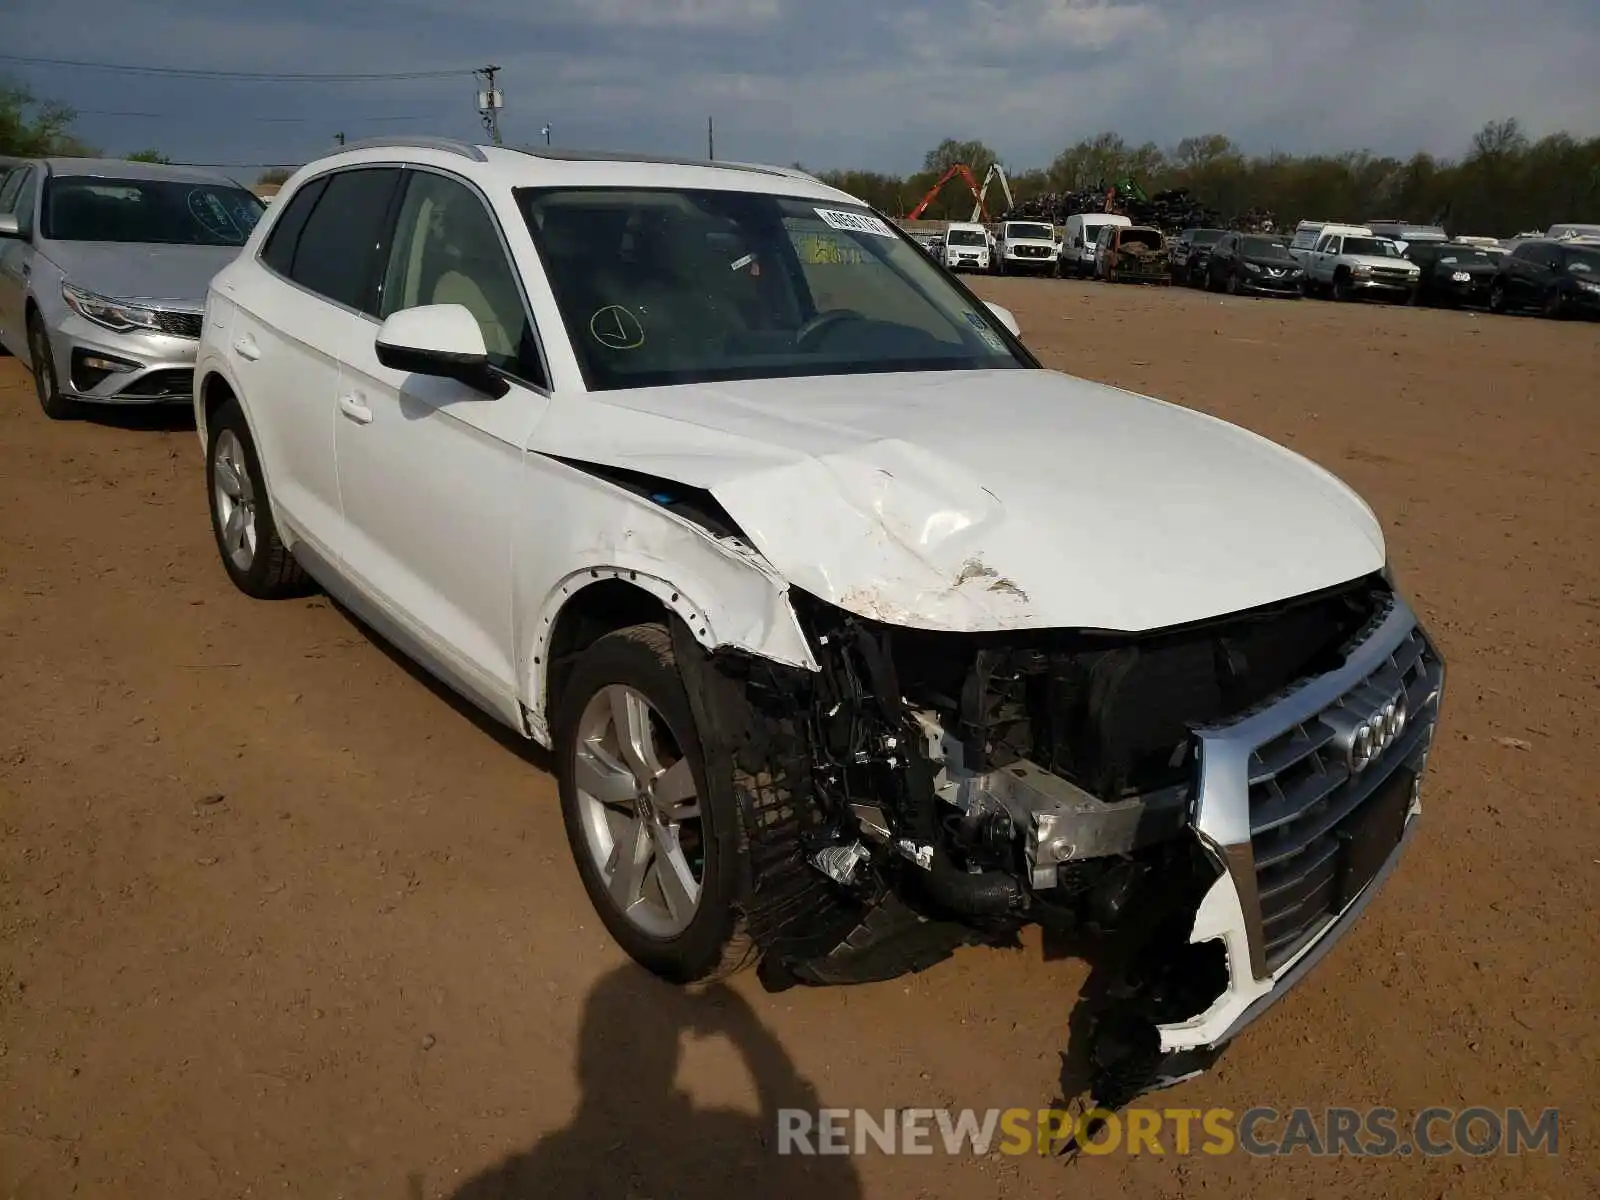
[193,136,1443,1109]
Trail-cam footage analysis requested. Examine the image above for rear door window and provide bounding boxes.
[286,168,403,314]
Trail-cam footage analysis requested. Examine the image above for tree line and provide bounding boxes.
[3,78,174,166]
[7,74,1597,234]
[813,125,1600,237]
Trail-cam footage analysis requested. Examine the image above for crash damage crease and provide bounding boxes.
[665,569,1401,1113]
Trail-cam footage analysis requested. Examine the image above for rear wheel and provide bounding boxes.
[27,314,76,420]
[206,398,310,599]
[1489,280,1509,314]
[555,623,754,983]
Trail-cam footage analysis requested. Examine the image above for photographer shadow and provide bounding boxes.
[447,964,862,1200]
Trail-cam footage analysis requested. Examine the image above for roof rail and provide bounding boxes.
[334,136,487,162]
[510,146,796,179]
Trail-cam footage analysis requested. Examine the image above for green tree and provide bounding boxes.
[256,167,292,186]
[126,148,172,164]
[0,77,92,156]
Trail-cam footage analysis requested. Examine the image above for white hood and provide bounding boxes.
[1347,254,1416,272]
[535,369,1385,634]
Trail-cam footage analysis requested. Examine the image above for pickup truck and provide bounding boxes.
[1294,230,1420,302]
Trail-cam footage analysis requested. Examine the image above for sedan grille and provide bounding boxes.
[155,310,204,339]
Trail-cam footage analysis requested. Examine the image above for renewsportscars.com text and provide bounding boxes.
[776,1106,1560,1158]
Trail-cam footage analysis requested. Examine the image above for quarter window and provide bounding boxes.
[260,176,329,278]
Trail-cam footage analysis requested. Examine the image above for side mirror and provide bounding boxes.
[0,214,21,239]
[374,304,509,398]
[983,301,1021,339]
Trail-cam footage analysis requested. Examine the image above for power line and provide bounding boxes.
[74,109,438,123]
[0,52,471,82]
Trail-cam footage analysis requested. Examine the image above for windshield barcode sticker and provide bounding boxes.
[814,208,895,238]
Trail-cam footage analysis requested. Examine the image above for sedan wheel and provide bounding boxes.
[573,683,704,938]
[28,318,76,420]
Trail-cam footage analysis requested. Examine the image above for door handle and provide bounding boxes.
[338,393,373,424]
[232,335,260,361]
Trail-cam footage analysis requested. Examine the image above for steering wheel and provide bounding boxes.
[795,308,866,350]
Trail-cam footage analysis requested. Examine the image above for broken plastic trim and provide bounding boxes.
[540,454,748,542]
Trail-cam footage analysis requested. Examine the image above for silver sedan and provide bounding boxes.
[0,158,265,419]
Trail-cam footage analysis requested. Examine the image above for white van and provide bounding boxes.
[940,221,991,272]
[1056,212,1130,278]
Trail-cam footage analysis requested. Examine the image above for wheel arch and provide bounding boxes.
[520,554,817,747]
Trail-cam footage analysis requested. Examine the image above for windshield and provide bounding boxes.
[1436,249,1495,267]
[1343,237,1399,258]
[1242,237,1294,259]
[947,228,986,246]
[517,188,1029,391]
[1006,223,1053,241]
[43,176,264,246]
[1190,229,1225,245]
[1565,251,1600,273]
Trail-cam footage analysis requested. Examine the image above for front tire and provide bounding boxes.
[205,397,310,599]
[555,623,753,984]
[1489,281,1508,314]
[27,315,76,420]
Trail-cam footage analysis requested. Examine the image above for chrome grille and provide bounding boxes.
[154,310,203,339]
[1246,624,1441,970]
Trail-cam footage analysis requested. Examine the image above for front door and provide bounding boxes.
[333,167,549,723]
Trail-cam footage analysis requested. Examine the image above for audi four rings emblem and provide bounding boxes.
[1326,690,1409,774]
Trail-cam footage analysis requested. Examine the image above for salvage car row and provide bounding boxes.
[1,139,1447,1114]
[910,205,1600,319]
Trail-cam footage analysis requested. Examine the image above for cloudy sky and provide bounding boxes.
[6,0,1598,175]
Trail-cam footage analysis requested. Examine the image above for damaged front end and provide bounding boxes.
[672,569,1444,1112]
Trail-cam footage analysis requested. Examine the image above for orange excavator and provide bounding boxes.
[906,162,1013,222]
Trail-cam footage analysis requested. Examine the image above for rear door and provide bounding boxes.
[225,166,403,561]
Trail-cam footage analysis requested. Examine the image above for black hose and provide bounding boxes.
[902,753,1026,916]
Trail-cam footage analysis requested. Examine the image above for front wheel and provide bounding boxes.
[1489,281,1508,314]
[27,315,76,420]
[555,623,754,984]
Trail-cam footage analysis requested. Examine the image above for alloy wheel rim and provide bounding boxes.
[573,683,705,938]
[212,429,258,571]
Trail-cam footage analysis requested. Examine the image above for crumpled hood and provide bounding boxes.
[536,369,1386,633]
[41,241,242,307]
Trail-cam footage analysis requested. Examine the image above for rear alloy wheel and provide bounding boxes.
[206,398,310,599]
[556,623,752,983]
[28,316,76,420]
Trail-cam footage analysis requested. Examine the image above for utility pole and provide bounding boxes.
[707,116,714,160]
[541,124,551,147]
[335,131,345,146]
[475,65,504,146]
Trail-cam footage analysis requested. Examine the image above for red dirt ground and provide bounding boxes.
[1,279,1596,1198]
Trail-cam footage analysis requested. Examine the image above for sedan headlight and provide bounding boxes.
[1244,261,1263,273]
[61,282,164,334]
